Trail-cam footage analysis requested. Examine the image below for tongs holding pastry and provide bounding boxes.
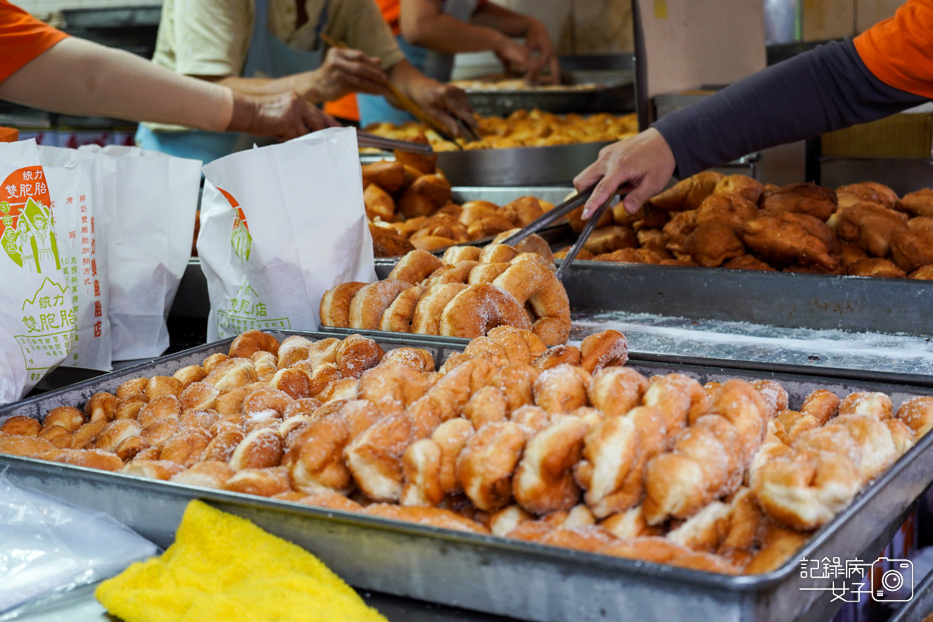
[356,131,435,156]
[499,186,609,282]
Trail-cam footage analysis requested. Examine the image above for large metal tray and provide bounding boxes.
[3,332,933,622]
[887,568,933,622]
[461,70,635,117]
[436,142,612,187]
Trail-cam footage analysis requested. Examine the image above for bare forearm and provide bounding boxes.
[469,3,533,37]
[400,11,505,54]
[209,74,325,103]
[0,38,234,131]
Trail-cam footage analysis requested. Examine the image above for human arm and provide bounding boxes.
[399,0,558,84]
[385,58,474,134]
[0,37,339,138]
[575,39,927,217]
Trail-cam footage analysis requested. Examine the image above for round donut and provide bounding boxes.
[229,427,285,471]
[378,284,425,333]
[277,336,313,369]
[479,243,519,264]
[442,245,482,264]
[222,466,292,497]
[492,259,571,346]
[201,353,229,374]
[468,262,511,285]
[387,249,445,284]
[335,334,385,379]
[533,345,582,371]
[580,330,629,374]
[411,283,468,335]
[439,284,533,339]
[382,347,436,372]
[270,368,314,399]
[486,325,547,365]
[173,365,207,388]
[116,377,148,400]
[492,230,555,264]
[85,392,119,422]
[0,416,40,436]
[229,330,280,359]
[424,261,479,287]
[305,338,342,368]
[319,282,367,328]
[348,279,412,330]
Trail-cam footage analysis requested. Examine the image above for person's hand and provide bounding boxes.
[573,128,676,218]
[493,34,533,77]
[407,80,475,136]
[231,91,341,140]
[523,19,560,85]
[303,48,390,102]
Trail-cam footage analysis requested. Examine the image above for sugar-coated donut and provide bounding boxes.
[378,284,425,332]
[348,279,412,330]
[467,262,511,285]
[0,416,40,436]
[388,249,445,284]
[85,393,119,422]
[319,282,367,328]
[580,330,629,374]
[381,347,436,372]
[486,325,547,365]
[439,284,532,339]
[228,330,280,359]
[336,334,385,379]
[43,406,85,432]
[533,345,582,371]
[492,260,570,346]
[441,245,482,264]
[479,243,519,264]
[491,230,555,264]
[424,261,479,287]
[411,283,468,335]
[222,466,292,497]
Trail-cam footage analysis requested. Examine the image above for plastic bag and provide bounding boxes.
[199,127,375,341]
[79,145,201,361]
[0,140,76,404]
[0,471,157,617]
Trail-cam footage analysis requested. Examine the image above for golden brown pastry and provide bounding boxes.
[684,222,746,267]
[896,188,933,218]
[397,174,452,219]
[743,211,841,270]
[846,258,906,278]
[889,229,933,273]
[827,202,908,257]
[648,171,724,212]
[695,192,759,232]
[760,182,838,221]
[836,182,898,210]
[713,174,764,205]
[363,184,395,222]
[722,255,776,271]
[361,160,406,193]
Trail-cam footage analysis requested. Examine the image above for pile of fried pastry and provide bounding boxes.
[2,329,931,576]
[320,240,570,346]
[365,109,638,151]
[557,173,933,279]
[363,148,555,257]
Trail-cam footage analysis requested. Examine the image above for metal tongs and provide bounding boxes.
[500,186,613,282]
[356,131,435,156]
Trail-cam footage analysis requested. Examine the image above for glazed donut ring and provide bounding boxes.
[348,279,412,330]
[424,261,479,287]
[468,262,511,285]
[319,282,367,328]
[479,243,519,264]
[439,284,533,339]
[387,249,445,284]
[580,330,629,374]
[492,260,571,346]
[378,285,425,333]
[228,330,280,359]
[411,283,468,335]
[441,245,481,264]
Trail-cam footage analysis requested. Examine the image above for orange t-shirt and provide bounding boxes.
[0,0,68,84]
[854,0,933,99]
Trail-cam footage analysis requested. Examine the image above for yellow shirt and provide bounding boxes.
[146,0,404,132]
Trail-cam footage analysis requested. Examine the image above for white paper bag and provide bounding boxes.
[199,127,375,341]
[38,146,112,371]
[0,140,76,403]
[80,145,201,361]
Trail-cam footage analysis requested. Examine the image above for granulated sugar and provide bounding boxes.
[569,310,933,375]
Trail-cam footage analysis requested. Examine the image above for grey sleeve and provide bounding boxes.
[652,38,928,178]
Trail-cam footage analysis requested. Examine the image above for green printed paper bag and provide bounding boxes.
[199,127,376,341]
[0,140,76,403]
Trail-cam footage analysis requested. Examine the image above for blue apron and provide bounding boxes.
[357,0,479,128]
[136,0,330,162]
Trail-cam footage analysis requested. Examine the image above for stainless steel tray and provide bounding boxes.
[887,568,933,622]
[3,332,933,622]
[436,142,612,187]
[461,71,635,117]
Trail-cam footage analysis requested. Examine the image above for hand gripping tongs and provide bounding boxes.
[499,186,613,282]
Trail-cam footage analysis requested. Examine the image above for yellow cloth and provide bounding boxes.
[95,500,387,622]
